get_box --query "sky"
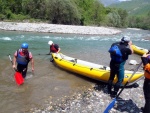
[118,0,131,1]
[99,0,132,6]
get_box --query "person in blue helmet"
[13,43,34,78]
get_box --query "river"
[0,28,149,113]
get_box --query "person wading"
[107,36,133,97]
[13,43,34,78]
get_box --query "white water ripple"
[0,37,11,40]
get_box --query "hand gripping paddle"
[9,54,24,86]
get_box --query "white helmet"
[48,41,53,45]
[121,36,130,43]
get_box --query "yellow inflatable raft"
[52,53,144,86]
[132,45,148,56]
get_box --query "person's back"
[107,36,133,97]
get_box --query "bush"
[11,14,30,20]
[0,14,6,20]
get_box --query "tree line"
[0,0,149,30]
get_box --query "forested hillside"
[110,0,150,16]
[108,0,150,30]
[0,0,149,30]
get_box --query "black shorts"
[17,64,28,78]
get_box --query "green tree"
[118,8,128,27]
[91,1,106,26]
[107,10,121,27]
[47,0,80,25]
[24,0,47,19]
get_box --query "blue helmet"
[21,43,28,49]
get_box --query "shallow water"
[0,28,150,113]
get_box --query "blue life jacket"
[16,49,29,65]
[108,44,123,63]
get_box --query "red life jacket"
[50,44,58,53]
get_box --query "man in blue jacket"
[107,36,133,97]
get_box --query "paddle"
[8,54,24,86]
[38,53,54,62]
[38,53,51,55]
[103,61,142,113]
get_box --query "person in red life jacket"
[13,43,34,78]
[141,51,150,113]
[48,40,60,54]
[107,36,133,97]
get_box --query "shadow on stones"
[93,82,141,113]
[93,81,107,91]
[114,99,141,113]
[93,82,139,93]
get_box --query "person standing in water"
[13,43,34,78]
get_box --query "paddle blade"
[103,98,116,113]
[14,72,24,86]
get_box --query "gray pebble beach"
[29,79,144,113]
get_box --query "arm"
[13,51,17,69]
[141,53,150,66]
[128,41,134,54]
[54,44,60,53]
[57,47,61,53]
[141,53,150,74]
[30,58,34,72]
[13,56,17,69]
[29,52,34,72]
[48,45,51,54]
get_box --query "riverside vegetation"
[0,0,150,30]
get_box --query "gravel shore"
[0,22,121,35]
[29,79,144,113]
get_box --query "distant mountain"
[99,0,117,6]
[99,0,132,6]
[109,0,150,16]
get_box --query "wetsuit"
[141,55,150,113]
[108,42,132,96]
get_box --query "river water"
[0,28,150,113]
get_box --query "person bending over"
[48,40,60,54]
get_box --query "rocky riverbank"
[29,79,144,113]
[0,22,121,35]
